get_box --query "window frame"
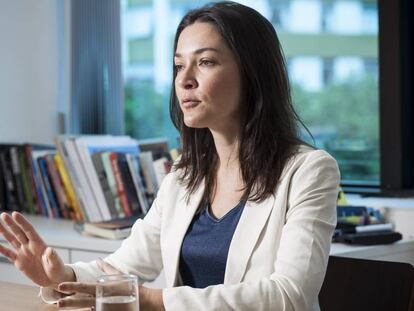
[342,0,414,195]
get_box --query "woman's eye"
[174,64,184,72]
[199,59,214,66]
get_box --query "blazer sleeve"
[162,150,340,311]
[66,178,166,285]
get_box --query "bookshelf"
[0,136,173,224]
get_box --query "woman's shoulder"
[293,144,335,161]
[284,144,339,177]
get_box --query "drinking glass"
[96,274,139,311]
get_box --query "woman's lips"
[182,100,201,109]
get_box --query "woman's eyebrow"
[174,47,220,58]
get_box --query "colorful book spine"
[101,152,124,218]
[64,139,101,222]
[37,157,59,218]
[9,147,26,212]
[45,155,70,219]
[19,146,36,214]
[138,152,158,196]
[92,152,118,219]
[126,153,149,214]
[74,139,111,220]
[0,151,19,211]
[54,154,84,221]
[117,153,142,216]
[31,151,54,217]
[109,152,131,217]
[25,145,43,215]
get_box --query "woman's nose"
[178,68,198,89]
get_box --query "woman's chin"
[183,118,206,129]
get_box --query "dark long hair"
[170,1,309,204]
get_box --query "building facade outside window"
[122,0,379,184]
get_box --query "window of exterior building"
[121,0,379,184]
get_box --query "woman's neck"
[210,129,240,170]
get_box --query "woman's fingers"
[58,282,96,296]
[12,212,44,243]
[57,295,95,309]
[0,243,17,261]
[96,258,121,275]
[1,213,28,245]
[0,217,21,249]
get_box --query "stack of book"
[333,205,402,245]
[0,136,173,223]
[74,214,141,239]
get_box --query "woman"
[0,2,340,310]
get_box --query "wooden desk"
[0,282,56,311]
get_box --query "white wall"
[0,0,60,144]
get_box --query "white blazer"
[67,146,340,311]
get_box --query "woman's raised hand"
[0,211,73,288]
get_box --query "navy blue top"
[179,201,245,288]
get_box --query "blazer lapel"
[164,182,205,287]
[224,196,275,284]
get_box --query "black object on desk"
[334,230,402,245]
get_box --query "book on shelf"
[63,138,102,222]
[117,153,143,216]
[9,146,26,212]
[25,144,53,215]
[37,155,60,218]
[92,152,118,219]
[32,150,56,217]
[101,151,124,218]
[109,152,131,217]
[138,137,169,160]
[125,153,149,214]
[54,153,83,221]
[139,151,158,196]
[19,145,36,214]
[45,154,71,219]
[0,146,20,212]
[54,135,90,221]
[153,157,171,189]
[75,214,141,240]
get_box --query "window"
[121,0,391,189]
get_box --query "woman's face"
[174,22,242,133]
